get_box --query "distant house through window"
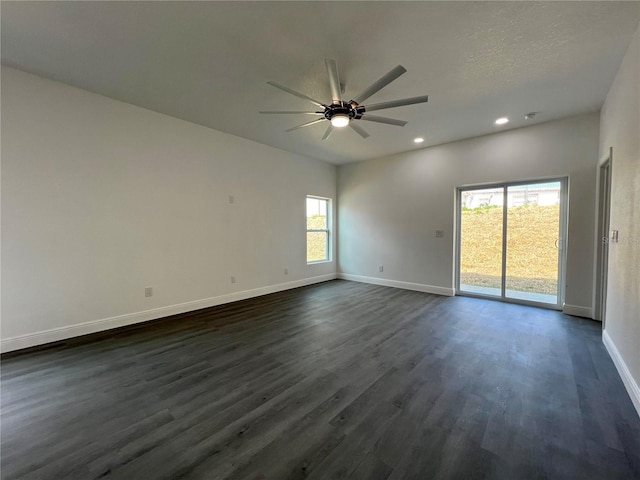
[306,196,330,263]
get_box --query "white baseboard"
[338,273,455,297]
[0,274,337,354]
[603,330,640,418]
[562,304,593,319]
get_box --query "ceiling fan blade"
[359,115,407,127]
[285,118,326,132]
[364,95,429,112]
[267,81,327,108]
[260,111,323,115]
[351,65,407,105]
[325,59,342,105]
[322,125,334,140]
[349,123,370,139]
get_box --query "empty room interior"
[2,2,640,479]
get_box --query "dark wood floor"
[2,280,639,480]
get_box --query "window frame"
[306,195,331,264]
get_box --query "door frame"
[593,148,613,324]
[455,177,569,310]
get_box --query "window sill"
[307,260,332,265]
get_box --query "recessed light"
[414,137,424,144]
[495,117,509,125]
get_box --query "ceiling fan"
[260,59,428,140]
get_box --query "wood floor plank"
[1,280,639,480]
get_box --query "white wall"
[599,24,640,415]
[338,113,600,314]
[1,67,337,352]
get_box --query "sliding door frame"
[455,177,569,310]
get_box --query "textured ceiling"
[2,1,639,164]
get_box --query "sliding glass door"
[457,179,566,308]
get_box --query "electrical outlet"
[145,286,153,297]
[231,276,236,284]
[284,268,288,275]
[435,230,444,238]
[379,265,384,273]
[229,195,235,204]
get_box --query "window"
[306,196,330,263]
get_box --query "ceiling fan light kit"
[261,59,428,140]
[330,113,350,128]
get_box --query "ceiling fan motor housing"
[323,103,366,122]
[325,104,353,122]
